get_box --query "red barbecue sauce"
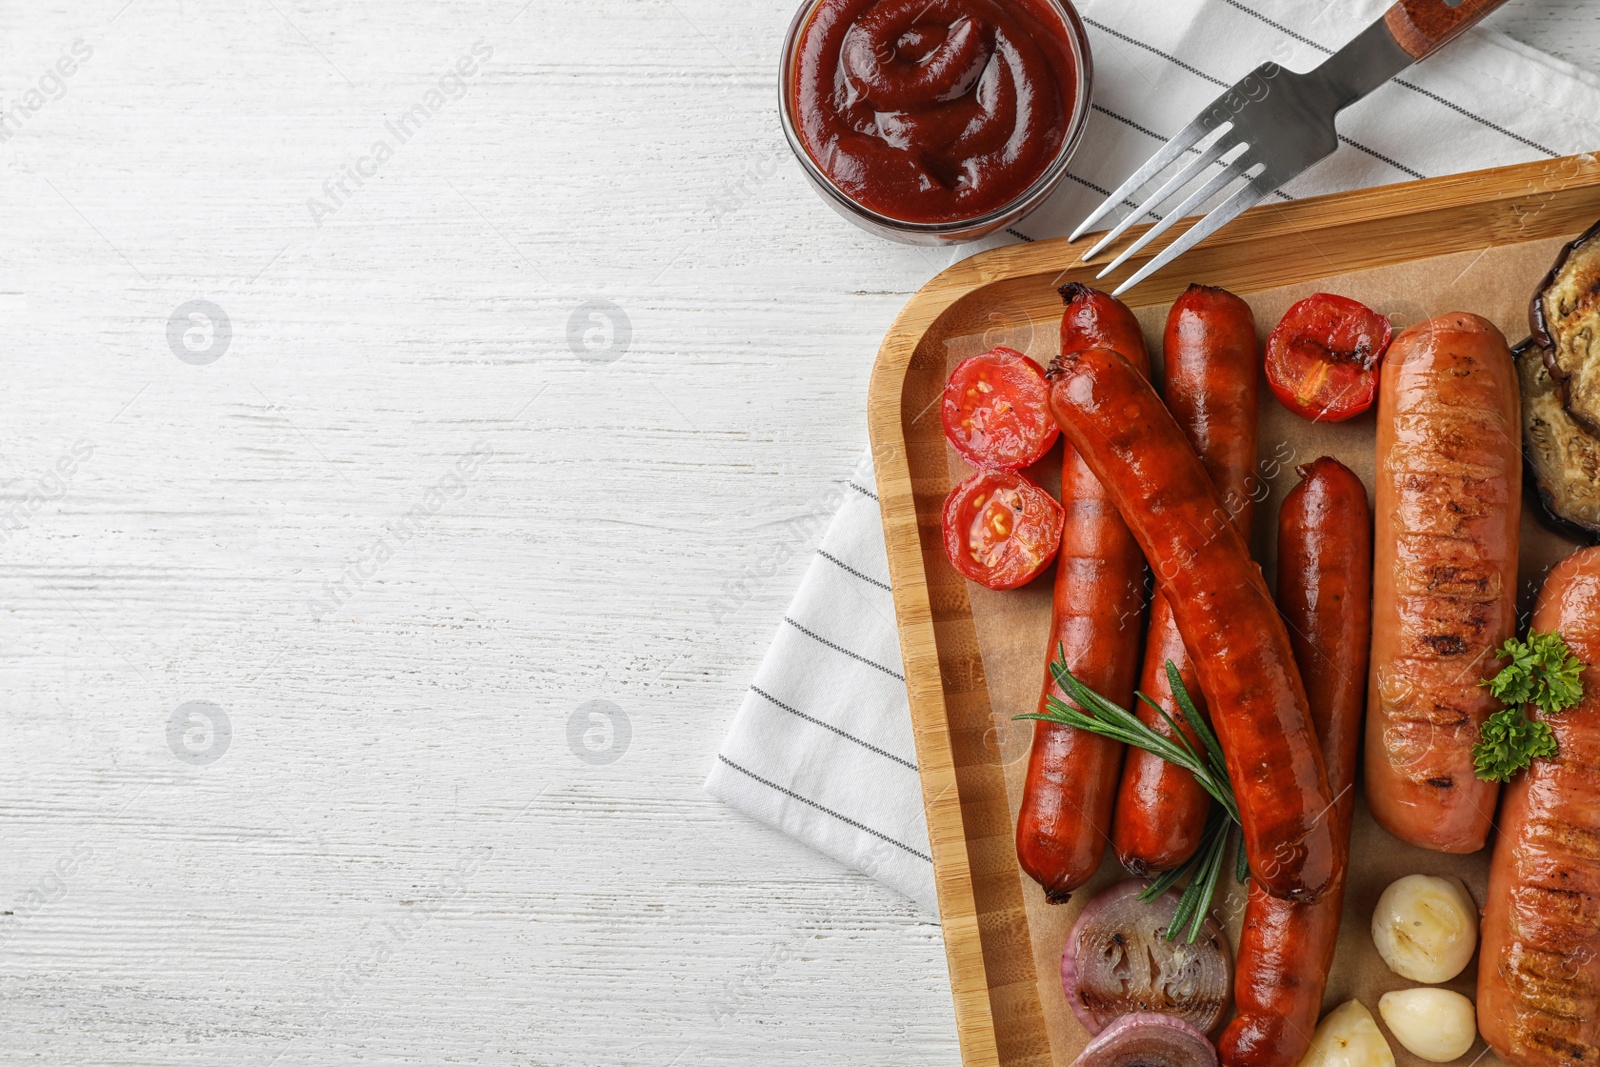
[792,0,1079,224]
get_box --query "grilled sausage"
[1114,284,1258,874]
[1479,545,1600,1067]
[1046,345,1337,903]
[1220,457,1372,1067]
[1015,286,1151,902]
[1365,313,1520,853]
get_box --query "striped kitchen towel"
[707,0,1600,914]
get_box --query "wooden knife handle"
[1383,0,1513,60]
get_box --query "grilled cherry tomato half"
[1265,293,1393,422]
[942,347,1059,469]
[942,469,1064,590]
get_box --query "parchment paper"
[943,234,1585,1067]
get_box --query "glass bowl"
[778,0,1095,246]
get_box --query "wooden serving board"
[866,152,1600,1067]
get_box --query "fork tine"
[1066,115,1225,243]
[1095,146,1252,278]
[1110,176,1272,297]
[1080,134,1240,262]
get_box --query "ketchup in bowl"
[785,0,1089,237]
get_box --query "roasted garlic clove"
[1378,989,1477,1063]
[1370,875,1478,983]
[1298,1000,1395,1067]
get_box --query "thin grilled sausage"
[1479,545,1600,1067]
[1365,313,1520,853]
[1220,457,1372,1067]
[1114,284,1259,874]
[1046,345,1337,903]
[1015,285,1150,902]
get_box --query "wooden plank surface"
[0,2,1597,1066]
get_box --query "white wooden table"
[1,2,1595,1064]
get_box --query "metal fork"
[1071,0,1512,296]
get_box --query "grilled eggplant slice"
[1532,218,1600,436]
[1518,339,1600,540]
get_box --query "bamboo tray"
[867,152,1600,1067]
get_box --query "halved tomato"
[1265,293,1394,422]
[942,469,1064,590]
[942,347,1059,469]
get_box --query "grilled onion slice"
[1061,880,1232,1036]
[1071,1013,1218,1067]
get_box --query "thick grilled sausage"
[1047,345,1337,903]
[1365,313,1520,853]
[1114,284,1259,874]
[1016,286,1151,902]
[1220,458,1372,1067]
[1479,545,1600,1067]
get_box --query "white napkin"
[707,0,1600,914]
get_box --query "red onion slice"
[1072,1012,1219,1067]
[1061,880,1232,1036]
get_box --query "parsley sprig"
[1016,649,1244,943]
[1484,631,1586,711]
[1473,630,1586,783]
[1473,708,1559,782]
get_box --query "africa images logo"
[0,440,94,544]
[306,40,494,227]
[307,442,494,620]
[0,39,93,143]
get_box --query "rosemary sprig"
[1144,808,1235,943]
[1016,647,1246,943]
